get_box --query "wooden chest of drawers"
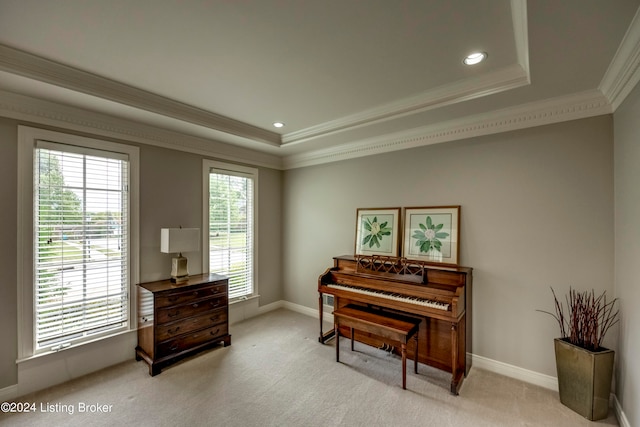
[135,273,231,376]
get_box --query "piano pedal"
[377,343,396,353]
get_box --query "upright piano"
[318,255,472,394]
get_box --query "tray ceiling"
[1,0,639,168]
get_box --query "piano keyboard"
[326,283,450,311]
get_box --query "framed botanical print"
[354,208,401,257]
[403,206,460,265]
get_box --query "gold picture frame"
[354,207,401,257]
[403,206,460,265]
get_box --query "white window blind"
[208,169,254,300]
[34,141,129,350]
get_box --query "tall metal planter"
[554,338,614,421]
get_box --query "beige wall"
[0,118,283,390]
[139,145,204,282]
[614,82,640,426]
[257,166,284,305]
[283,115,614,377]
[0,120,18,388]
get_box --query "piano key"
[326,283,450,310]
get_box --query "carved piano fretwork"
[318,255,472,395]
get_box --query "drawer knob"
[170,345,179,352]
[210,328,220,336]
[192,303,199,308]
[168,327,180,335]
[168,310,180,318]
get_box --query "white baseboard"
[230,296,320,322]
[470,353,559,391]
[253,299,331,320]
[229,295,262,325]
[257,299,285,315]
[614,395,631,427]
[0,384,19,402]
[281,300,320,318]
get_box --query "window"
[18,127,139,358]
[203,160,257,300]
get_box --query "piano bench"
[333,304,421,390]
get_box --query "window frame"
[17,126,140,361]
[202,160,258,302]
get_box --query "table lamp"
[160,227,200,283]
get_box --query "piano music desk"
[333,304,421,390]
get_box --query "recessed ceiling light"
[463,52,487,65]
[273,122,285,128]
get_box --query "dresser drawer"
[157,323,229,358]
[156,308,227,342]
[156,282,226,308]
[157,295,226,324]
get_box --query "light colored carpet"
[0,309,619,426]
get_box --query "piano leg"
[319,291,336,343]
[450,322,461,395]
[319,292,324,343]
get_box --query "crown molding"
[0,85,613,173]
[599,6,640,111]
[0,89,283,170]
[0,43,281,147]
[282,90,611,169]
[281,63,530,146]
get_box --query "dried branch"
[537,287,619,351]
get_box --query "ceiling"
[1,0,640,169]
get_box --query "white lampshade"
[160,228,200,254]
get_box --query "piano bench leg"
[350,327,355,351]
[335,323,340,362]
[401,343,407,390]
[414,334,419,374]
